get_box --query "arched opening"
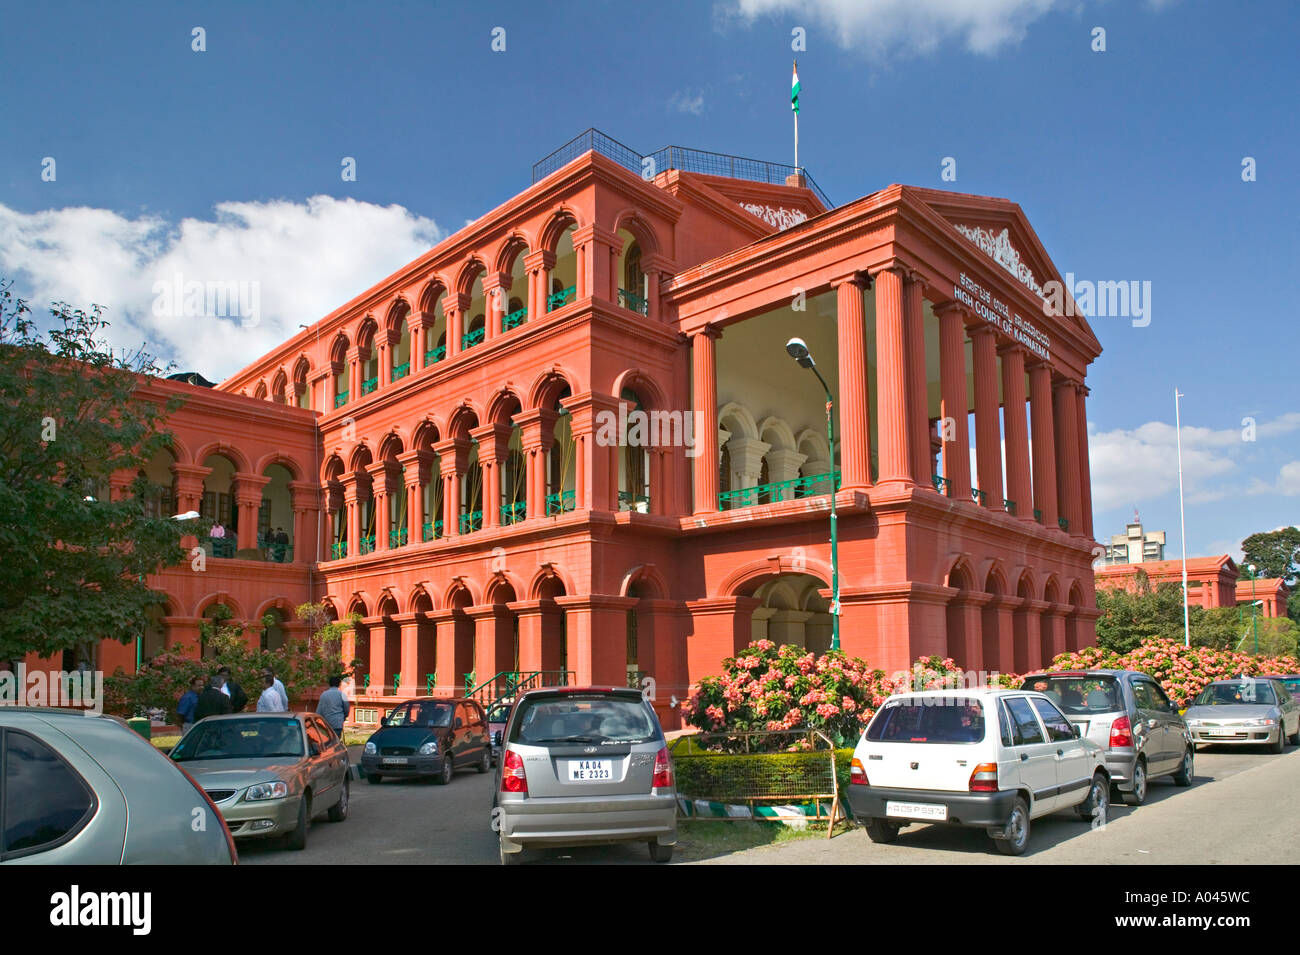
[351,613,370,690]
[616,230,647,315]
[330,335,350,408]
[411,590,437,693]
[271,371,288,405]
[378,595,402,693]
[259,463,294,562]
[460,442,483,534]
[415,424,443,542]
[548,225,577,311]
[981,570,1004,674]
[946,563,977,670]
[1042,578,1062,665]
[142,603,167,663]
[499,398,526,525]
[537,575,568,677]
[324,456,346,559]
[546,388,576,515]
[138,447,177,518]
[618,387,650,512]
[463,265,487,351]
[749,573,833,653]
[501,242,529,333]
[1065,584,1084,652]
[293,357,311,409]
[200,454,238,558]
[388,302,412,383]
[379,436,407,548]
[422,289,448,366]
[351,445,376,554]
[449,588,475,692]
[357,319,380,396]
[1013,575,1033,674]
[261,608,288,652]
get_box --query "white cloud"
[0,197,443,380]
[1088,419,1240,511]
[1247,460,1300,497]
[723,0,1063,59]
[669,88,706,115]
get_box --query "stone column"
[1054,378,1082,535]
[408,315,426,373]
[1028,360,1058,526]
[435,439,466,537]
[935,304,971,500]
[1075,383,1094,539]
[873,266,913,486]
[555,595,637,686]
[482,272,510,342]
[445,293,468,358]
[903,273,931,484]
[999,344,1033,518]
[690,325,721,513]
[472,423,511,528]
[319,369,335,412]
[170,464,210,516]
[233,472,270,552]
[969,326,1003,510]
[724,435,770,493]
[832,272,871,490]
[397,449,429,543]
[510,601,545,674]
[516,408,556,520]
[524,249,554,319]
[345,346,361,402]
[367,463,391,550]
[287,481,319,563]
[391,612,420,697]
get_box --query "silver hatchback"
[493,687,677,864]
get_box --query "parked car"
[361,697,490,784]
[487,698,514,765]
[1019,669,1193,805]
[847,688,1110,855]
[0,707,236,864]
[170,711,349,850]
[1258,674,1300,698]
[1182,678,1300,753]
[493,686,677,865]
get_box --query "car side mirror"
[1072,724,1081,739]
[309,742,321,757]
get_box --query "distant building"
[1095,556,1238,610]
[1100,515,1165,565]
[1235,577,1291,619]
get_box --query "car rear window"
[1019,675,1120,715]
[511,695,659,745]
[865,698,986,743]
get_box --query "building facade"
[31,133,1106,727]
[1099,517,1166,565]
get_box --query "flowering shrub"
[682,642,1021,746]
[1047,638,1300,707]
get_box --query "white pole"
[1175,388,1190,647]
[794,110,799,172]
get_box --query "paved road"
[239,745,1297,865]
[702,746,1300,865]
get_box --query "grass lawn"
[673,817,845,861]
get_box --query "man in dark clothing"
[272,527,289,562]
[194,675,233,721]
[217,665,248,712]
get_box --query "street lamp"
[784,337,839,651]
[1246,564,1259,654]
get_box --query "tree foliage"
[0,281,192,661]
[1240,527,1300,584]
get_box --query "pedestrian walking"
[256,672,288,712]
[177,675,203,735]
[217,665,248,712]
[262,667,289,710]
[194,674,233,721]
[316,675,351,747]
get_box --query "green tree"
[1094,570,1192,653]
[0,281,193,662]
[1240,527,1300,584]
[1189,606,1246,652]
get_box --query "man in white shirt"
[262,667,289,710]
[256,672,288,712]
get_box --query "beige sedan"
[170,711,350,850]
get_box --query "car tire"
[477,747,491,774]
[992,798,1030,856]
[286,794,310,851]
[1269,727,1285,754]
[1076,771,1109,824]
[864,818,900,844]
[436,755,454,785]
[1172,747,1194,787]
[328,777,349,822]
[1289,720,1300,746]
[1123,758,1147,806]
[366,772,383,785]
[649,841,673,863]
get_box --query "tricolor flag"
[791,60,800,113]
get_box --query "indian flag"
[791,61,800,113]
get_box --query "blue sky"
[1,0,1296,559]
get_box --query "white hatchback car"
[847,688,1110,855]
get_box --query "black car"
[361,698,491,784]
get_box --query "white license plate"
[566,759,612,781]
[886,801,948,821]
[382,756,409,765]
[1206,729,1239,736]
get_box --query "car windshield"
[1019,675,1120,715]
[386,702,453,728]
[1192,682,1277,707]
[865,698,986,743]
[511,696,658,745]
[171,719,304,761]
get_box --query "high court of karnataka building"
[60,131,1104,727]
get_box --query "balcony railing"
[547,285,575,311]
[459,510,483,534]
[545,488,576,516]
[334,391,348,408]
[461,326,485,350]
[391,362,410,383]
[256,535,294,563]
[717,470,840,510]
[1034,508,1043,522]
[389,527,408,548]
[361,375,378,396]
[500,500,527,525]
[204,536,236,559]
[359,534,376,555]
[424,344,445,366]
[932,474,952,496]
[425,672,437,694]
[617,491,650,512]
[617,287,648,316]
[421,519,443,542]
[503,306,527,331]
[331,540,348,560]
[971,488,988,506]
[1003,499,1016,515]
[1058,517,1070,532]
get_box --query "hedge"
[669,744,857,804]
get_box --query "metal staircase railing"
[463,670,576,707]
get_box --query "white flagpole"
[794,110,799,171]
[1175,388,1190,647]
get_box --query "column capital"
[523,249,556,272]
[469,422,514,461]
[690,323,722,342]
[570,223,619,248]
[396,448,433,483]
[443,292,471,314]
[412,309,439,329]
[288,480,322,509]
[829,269,869,290]
[931,299,967,320]
[433,437,470,473]
[996,339,1028,359]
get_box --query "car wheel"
[649,841,673,863]
[286,794,310,851]
[436,755,454,785]
[1269,726,1285,754]
[1289,720,1300,746]
[992,798,1030,856]
[1076,771,1109,824]
[1123,758,1147,806]
[864,818,900,844]
[477,747,491,774]
[1172,747,1194,787]
[366,772,383,785]
[328,777,349,822]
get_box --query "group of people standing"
[176,669,351,740]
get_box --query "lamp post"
[784,337,839,651]
[1247,563,1259,654]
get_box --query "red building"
[34,132,1106,727]
[1095,556,1240,611]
